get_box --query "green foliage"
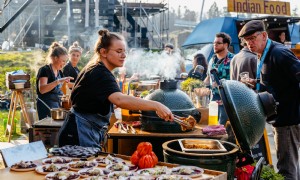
[180,78,204,91]
[140,90,150,98]
[0,51,47,92]
[261,165,284,180]
[0,110,22,142]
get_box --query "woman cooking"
[36,42,73,120]
[59,29,173,148]
[62,41,82,84]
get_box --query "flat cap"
[238,20,266,38]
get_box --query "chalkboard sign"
[251,129,272,165]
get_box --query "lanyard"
[256,39,271,91]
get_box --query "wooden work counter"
[0,154,227,180]
[107,123,228,160]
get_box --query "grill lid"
[211,69,277,152]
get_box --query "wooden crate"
[5,74,31,89]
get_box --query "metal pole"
[139,1,142,47]
[66,0,71,46]
[38,0,41,44]
[95,0,99,27]
[85,0,89,28]
[200,0,205,22]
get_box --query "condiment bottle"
[208,101,219,125]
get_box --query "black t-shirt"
[260,41,300,127]
[71,62,121,115]
[36,65,64,96]
[62,62,80,83]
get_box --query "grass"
[0,110,22,142]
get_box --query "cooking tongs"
[173,115,192,128]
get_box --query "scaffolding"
[0,0,169,49]
[115,0,169,49]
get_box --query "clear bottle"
[20,102,38,133]
[208,101,219,125]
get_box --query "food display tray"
[178,138,227,153]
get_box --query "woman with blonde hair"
[36,42,73,119]
[62,41,82,84]
[58,29,173,148]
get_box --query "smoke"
[30,50,46,75]
[124,49,183,80]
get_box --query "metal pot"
[37,97,69,120]
[50,108,68,120]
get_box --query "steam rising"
[124,49,183,80]
[31,50,46,75]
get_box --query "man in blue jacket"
[239,20,300,180]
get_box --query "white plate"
[93,155,124,167]
[156,175,192,180]
[68,161,98,171]
[107,171,136,179]
[171,166,204,178]
[106,162,137,172]
[78,167,110,178]
[136,166,172,176]
[35,164,68,175]
[45,171,80,180]
[42,157,73,164]
[128,175,156,180]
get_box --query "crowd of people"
[202,20,299,180]
[34,20,300,179]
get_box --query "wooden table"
[108,123,228,160]
[0,155,227,180]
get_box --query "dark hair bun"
[72,41,79,47]
[50,42,61,49]
[98,29,109,36]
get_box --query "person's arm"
[229,59,236,80]
[39,77,73,94]
[108,92,173,121]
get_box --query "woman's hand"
[57,77,74,84]
[155,103,174,121]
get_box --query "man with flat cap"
[239,20,300,179]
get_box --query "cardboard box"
[5,73,31,89]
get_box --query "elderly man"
[204,32,234,125]
[239,20,300,180]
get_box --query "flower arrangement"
[180,78,205,91]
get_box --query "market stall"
[0,144,227,180]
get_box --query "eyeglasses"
[243,32,262,43]
[108,49,128,56]
[213,42,224,45]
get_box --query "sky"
[167,0,300,15]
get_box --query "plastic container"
[20,102,38,133]
[208,101,219,125]
[14,82,25,89]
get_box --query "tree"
[207,2,221,19]
[177,5,181,19]
[183,6,197,22]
